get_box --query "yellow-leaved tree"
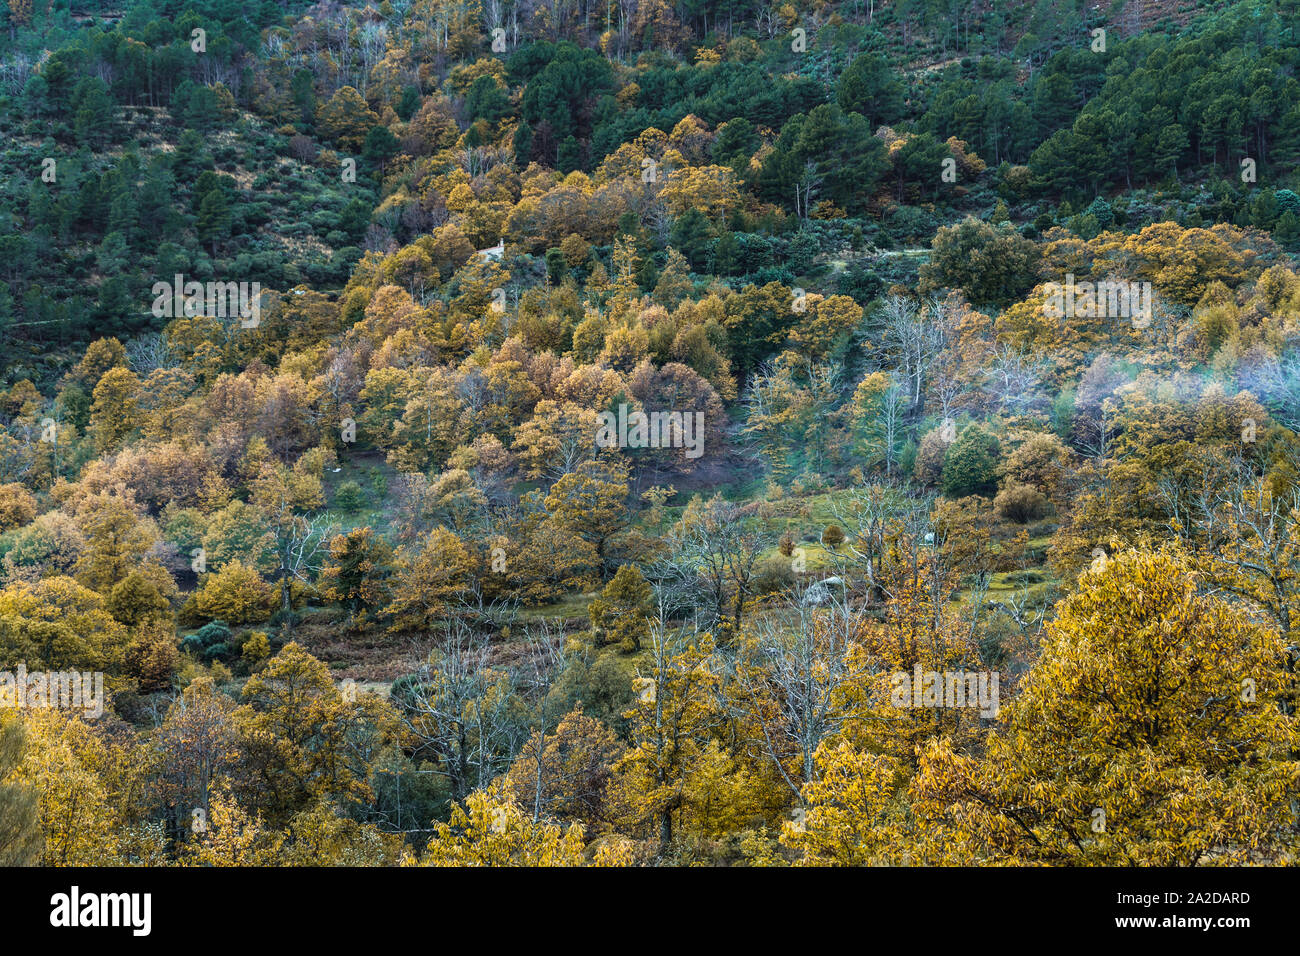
[781,741,914,866]
[606,632,721,852]
[181,787,285,866]
[911,549,1300,865]
[409,785,587,867]
[10,710,129,865]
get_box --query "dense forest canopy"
[0,0,1299,868]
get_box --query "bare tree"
[315,347,364,428]
[453,578,521,634]
[125,332,174,375]
[987,581,1049,664]
[928,362,966,424]
[875,372,908,476]
[1076,397,1117,462]
[396,621,529,803]
[872,294,947,415]
[723,590,876,800]
[1156,452,1233,541]
[1241,348,1300,432]
[355,22,389,92]
[829,484,933,604]
[273,514,333,636]
[984,341,1046,415]
[649,496,773,635]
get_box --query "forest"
[0,0,1298,868]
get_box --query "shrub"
[753,554,796,595]
[1002,432,1072,502]
[242,630,271,664]
[1003,570,1045,586]
[588,565,651,653]
[995,482,1049,523]
[334,480,365,513]
[126,623,181,692]
[106,569,174,627]
[190,561,276,625]
[0,483,37,532]
[194,620,233,646]
[941,425,1002,499]
[913,427,949,487]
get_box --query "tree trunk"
[280,572,293,636]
